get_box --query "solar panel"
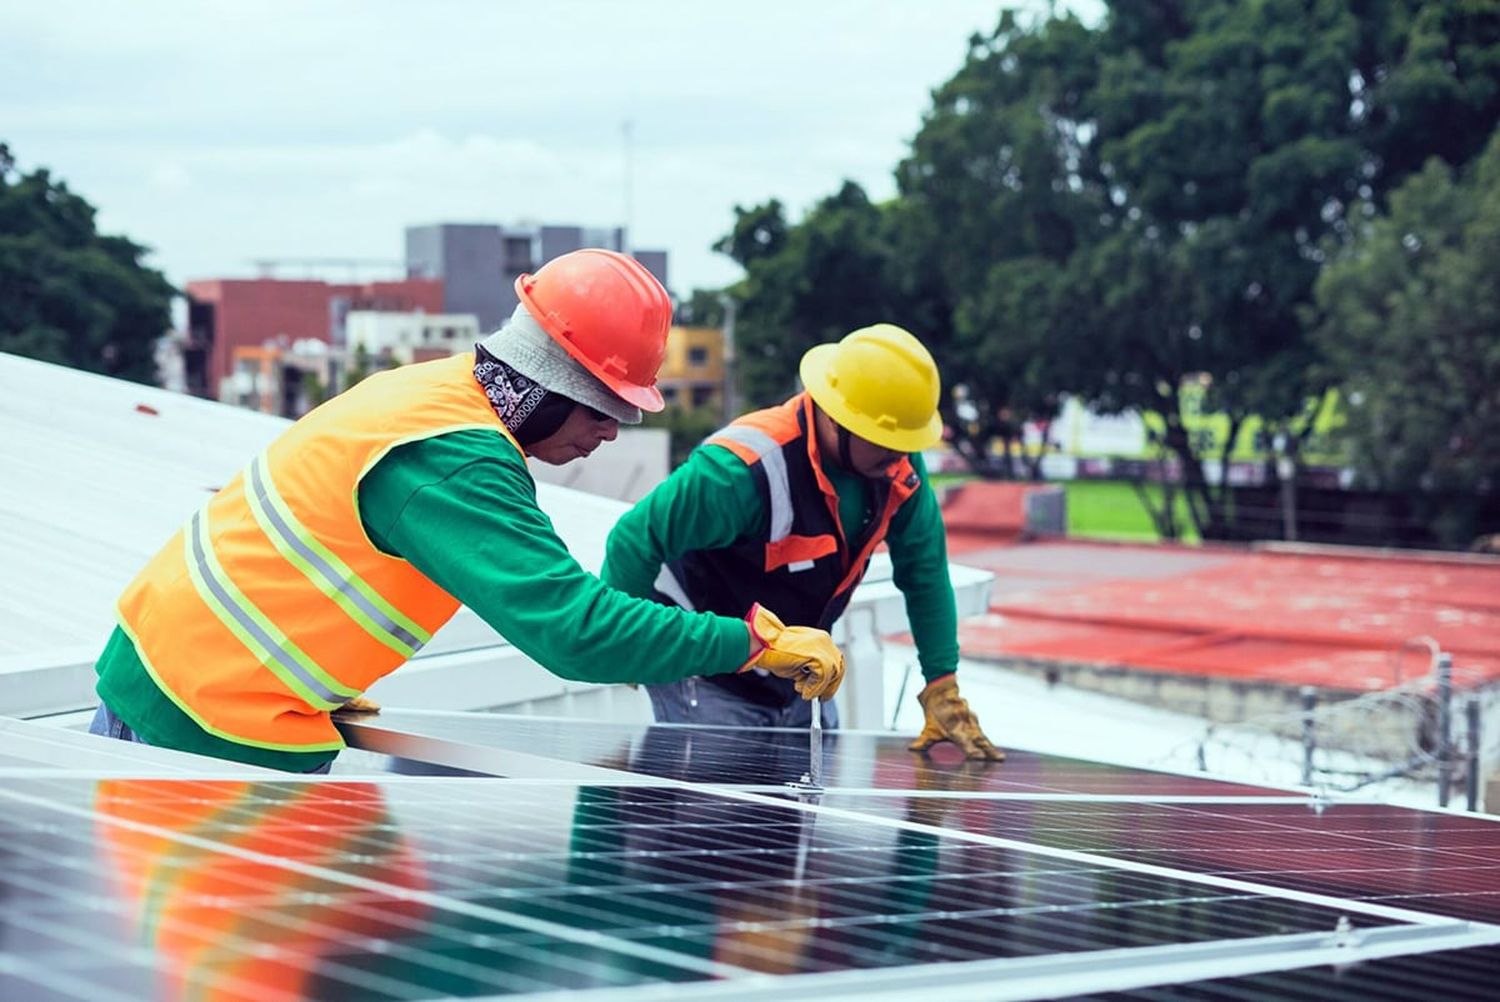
[4,707,1500,1000]
[1,774,1467,1002]
[342,710,1299,798]
[820,796,1500,924]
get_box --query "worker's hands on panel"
[740,603,846,701]
[907,674,1004,761]
[341,693,382,714]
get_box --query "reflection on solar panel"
[2,710,1498,1000]
[347,710,1297,797]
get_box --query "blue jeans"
[89,703,151,744]
[645,676,839,729]
[88,703,333,774]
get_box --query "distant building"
[224,339,337,418]
[345,311,481,366]
[405,223,669,334]
[658,325,725,412]
[184,277,443,398]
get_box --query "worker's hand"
[908,674,1004,760]
[341,694,381,714]
[740,603,845,701]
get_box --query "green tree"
[673,288,727,328]
[894,0,1500,536]
[708,2,1499,532]
[1313,134,1500,546]
[0,144,174,384]
[715,182,917,409]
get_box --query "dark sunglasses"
[581,404,613,422]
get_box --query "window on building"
[662,386,679,403]
[691,386,715,408]
[688,346,709,367]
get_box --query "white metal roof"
[0,351,626,658]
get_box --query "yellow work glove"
[741,603,846,701]
[341,694,381,714]
[908,674,1004,760]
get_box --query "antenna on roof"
[621,119,634,254]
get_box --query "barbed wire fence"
[1184,643,1498,810]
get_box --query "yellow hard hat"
[799,324,943,452]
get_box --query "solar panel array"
[2,710,1498,1001]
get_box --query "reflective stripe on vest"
[654,423,805,605]
[246,453,430,658]
[712,424,794,542]
[184,506,361,710]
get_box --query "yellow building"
[657,325,725,411]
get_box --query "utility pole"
[720,294,737,424]
[1275,433,1299,542]
[621,119,634,253]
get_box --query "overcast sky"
[4,1,1099,299]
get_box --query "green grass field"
[932,473,1203,542]
[1063,480,1201,543]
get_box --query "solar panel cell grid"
[0,776,1415,1000]
[821,796,1500,924]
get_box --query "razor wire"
[1182,647,1498,809]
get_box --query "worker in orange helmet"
[87,249,845,773]
[603,324,1002,760]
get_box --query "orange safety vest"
[652,393,920,710]
[117,352,521,754]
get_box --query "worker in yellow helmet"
[603,324,1002,760]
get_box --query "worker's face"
[814,407,903,479]
[528,403,619,465]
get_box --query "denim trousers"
[645,676,839,729]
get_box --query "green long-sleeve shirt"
[601,443,959,685]
[95,430,749,771]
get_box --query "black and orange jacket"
[655,394,922,707]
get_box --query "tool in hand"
[786,660,834,792]
[808,701,823,788]
[784,662,826,795]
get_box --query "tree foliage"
[716,1,1500,540]
[714,182,916,409]
[0,143,174,384]
[1314,133,1500,545]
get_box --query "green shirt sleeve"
[600,443,765,598]
[358,430,750,686]
[885,452,960,683]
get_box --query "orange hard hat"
[514,248,671,412]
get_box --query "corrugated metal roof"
[0,351,624,661]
